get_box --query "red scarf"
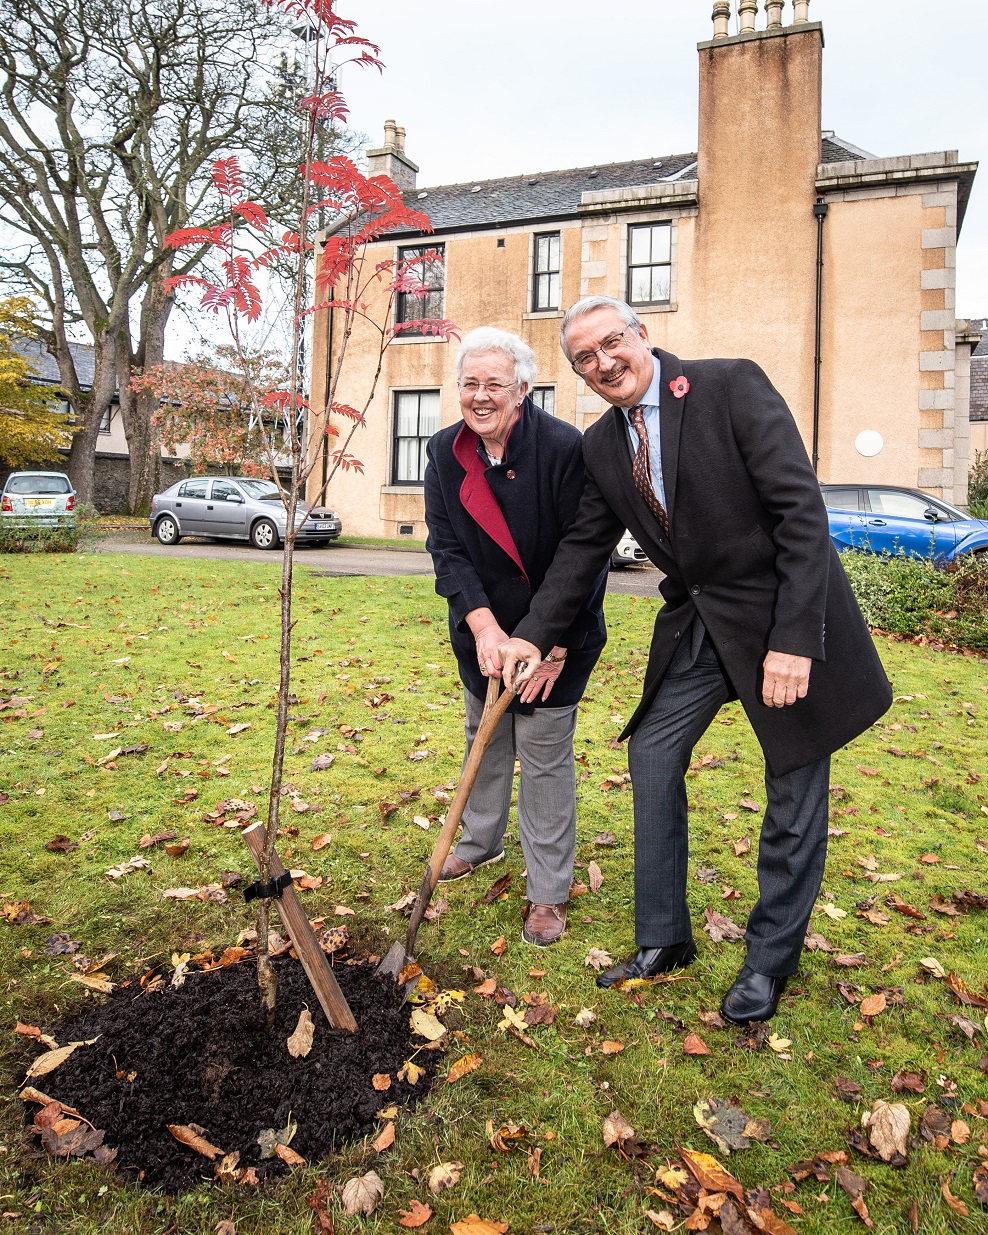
[452,423,529,586]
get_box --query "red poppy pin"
[670,376,690,399]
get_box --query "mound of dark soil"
[30,960,437,1193]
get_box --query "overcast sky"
[335,0,985,318]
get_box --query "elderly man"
[501,295,891,1022]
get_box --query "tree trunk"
[121,276,173,513]
[62,337,118,507]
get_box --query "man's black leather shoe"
[720,965,789,1023]
[596,939,698,989]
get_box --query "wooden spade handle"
[242,822,358,1032]
[404,677,515,956]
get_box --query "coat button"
[506,469,516,479]
[690,585,700,596]
[674,630,681,640]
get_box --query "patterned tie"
[629,405,669,537]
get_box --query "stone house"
[307,0,979,537]
[4,337,189,510]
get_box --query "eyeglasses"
[570,324,636,375]
[458,380,518,397]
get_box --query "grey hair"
[456,327,536,393]
[559,296,642,360]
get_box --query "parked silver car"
[1,471,76,528]
[149,476,342,549]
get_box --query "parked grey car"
[149,477,342,549]
[1,471,76,528]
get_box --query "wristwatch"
[544,651,567,664]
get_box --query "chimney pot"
[765,0,784,27]
[711,1,731,38]
[366,120,418,192]
[739,0,757,32]
[793,0,810,22]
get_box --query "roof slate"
[394,134,873,236]
[14,336,97,389]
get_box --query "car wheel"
[250,518,280,550]
[155,515,181,546]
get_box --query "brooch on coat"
[670,376,690,399]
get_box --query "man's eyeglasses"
[570,324,636,375]
[458,380,518,397]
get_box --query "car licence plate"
[315,521,335,531]
[25,499,54,507]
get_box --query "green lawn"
[0,554,986,1234]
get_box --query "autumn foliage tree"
[166,0,456,1021]
[130,346,288,476]
[0,292,73,467]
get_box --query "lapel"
[652,346,685,521]
[452,407,530,584]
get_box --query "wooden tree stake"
[241,822,357,1032]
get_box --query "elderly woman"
[424,327,607,946]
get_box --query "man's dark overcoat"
[425,397,607,713]
[513,348,892,775]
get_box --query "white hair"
[559,296,643,360]
[456,327,536,393]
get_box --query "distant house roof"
[393,133,877,237]
[14,337,99,391]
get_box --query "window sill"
[630,301,677,313]
[523,310,564,320]
[389,334,448,345]
[381,484,425,494]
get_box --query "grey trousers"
[453,691,578,906]
[627,625,831,978]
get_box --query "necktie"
[629,405,669,537]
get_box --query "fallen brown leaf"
[703,907,745,944]
[372,1073,392,1091]
[890,1070,925,1094]
[446,1052,483,1083]
[371,1122,395,1153]
[428,1160,464,1194]
[836,1165,874,1229]
[490,936,507,956]
[287,1009,314,1059]
[678,1147,745,1201]
[684,1033,712,1056]
[398,1199,433,1228]
[25,1038,99,1080]
[341,1170,385,1216]
[482,873,513,903]
[273,1142,305,1167]
[859,993,887,1017]
[588,860,604,893]
[862,1100,910,1162]
[448,1217,509,1235]
[167,1123,224,1160]
[941,1176,969,1217]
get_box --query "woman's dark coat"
[513,349,892,774]
[425,397,607,712]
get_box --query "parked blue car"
[822,484,988,563]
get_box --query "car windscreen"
[5,475,71,494]
[237,479,280,498]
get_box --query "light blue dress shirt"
[621,355,666,508]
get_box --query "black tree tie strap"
[243,871,294,902]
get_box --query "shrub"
[0,502,100,554]
[840,548,988,653]
[838,551,952,636]
[968,448,988,519]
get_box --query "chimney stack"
[765,1,784,28]
[366,119,419,193]
[712,2,731,38]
